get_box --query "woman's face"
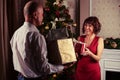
[84,23,94,35]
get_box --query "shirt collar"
[23,22,39,32]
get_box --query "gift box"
[73,38,86,56]
[47,38,77,65]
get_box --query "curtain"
[0,0,9,80]
[0,0,27,80]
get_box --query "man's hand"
[63,62,76,70]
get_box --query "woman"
[75,16,104,80]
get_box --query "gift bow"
[72,38,85,44]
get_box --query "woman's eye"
[89,24,92,27]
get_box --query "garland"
[104,37,120,49]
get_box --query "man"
[10,1,65,80]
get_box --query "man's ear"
[33,12,37,19]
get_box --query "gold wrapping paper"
[57,39,77,64]
[47,38,77,64]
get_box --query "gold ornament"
[45,25,49,30]
[53,74,57,78]
[72,23,77,27]
[62,22,67,26]
[111,42,117,48]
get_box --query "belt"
[24,77,47,80]
[18,73,48,80]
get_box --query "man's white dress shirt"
[10,22,63,78]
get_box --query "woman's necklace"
[85,34,95,47]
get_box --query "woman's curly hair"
[82,16,101,34]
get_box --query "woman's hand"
[83,48,92,56]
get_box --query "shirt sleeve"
[24,32,64,76]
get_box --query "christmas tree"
[39,0,77,38]
[38,0,77,80]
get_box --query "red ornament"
[45,7,50,11]
[64,9,69,14]
[67,26,71,30]
[55,11,60,17]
